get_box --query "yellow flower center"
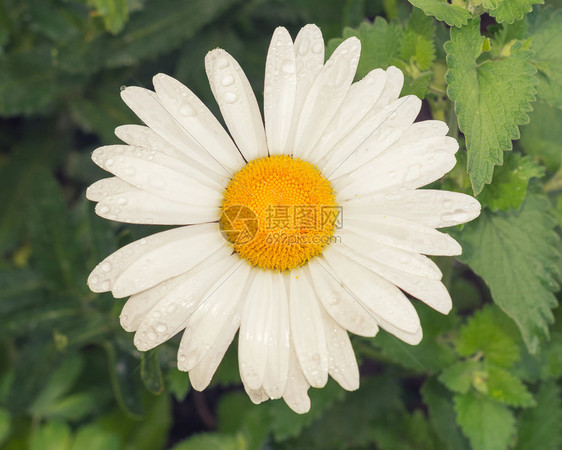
[220,155,338,271]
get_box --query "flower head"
[87,24,480,413]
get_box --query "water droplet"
[178,353,187,362]
[179,104,196,116]
[167,304,177,313]
[117,197,127,205]
[297,38,310,56]
[121,313,128,322]
[148,331,157,340]
[106,158,114,167]
[90,275,99,284]
[282,60,296,74]
[156,324,167,333]
[223,92,237,104]
[99,205,110,214]
[102,262,112,272]
[101,280,111,291]
[443,200,452,209]
[217,57,229,69]
[312,41,323,54]
[221,75,234,86]
[120,85,127,92]
[388,170,397,178]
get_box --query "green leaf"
[408,0,471,27]
[0,46,58,116]
[140,351,164,395]
[477,153,544,211]
[170,433,246,450]
[454,392,515,450]
[400,8,436,71]
[124,393,171,450]
[515,382,562,450]
[486,365,535,407]
[456,306,521,367]
[528,9,562,109]
[488,0,544,24]
[92,0,129,34]
[445,17,537,194]
[520,102,562,171]
[0,407,11,447]
[167,370,190,402]
[71,424,121,450]
[104,343,144,418]
[30,421,72,450]
[439,361,484,394]
[421,378,470,450]
[456,191,561,353]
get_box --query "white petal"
[306,259,379,337]
[120,274,187,332]
[264,27,297,156]
[95,188,218,225]
[114,125,188,161]
[238,270,275,390]
[335,137,458,197]
[338,229,443,280]
[343,190,481,229]
[315,66,404,173]
[262,272,291,399]
[321,95,421,178]
[133,251,238,351]
[345,216,462,256]
[288,268,329,388]
[282,345,311,414]
[87,223,226,297]
[335,236,452,314]
[245,387,269,405]
[86,177,133,202]
[177,261,249,371]
[321,310,360,391]
[205,49,267,161]
[293,37,361,159]
[153,73,245,173]
[285,24,325,151]
[322,246,421,335]
[307,68,387,164]
[187,265,251,389]
[120,86,227,174]
[91,145,224,206]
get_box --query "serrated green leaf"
[477,153,544,211]
[486,365,535,407]
[93,0,129,34]
[408,0,471,27]
[140,351,164,395]
[456,306,521,367]
[71,424,121,450]
[439,361,484,394]
[515,382,562,450]
[528,9,562,109]
[421,378,470,450]
[400,8,436,71]
[520,102,562,171]
[445,17,537,194]
[30,421,72,450]
[456,192,561,353]
[454,392,515,450]
[515,331,562,382]
[488,0,543,24]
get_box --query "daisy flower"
[86,24,480,413]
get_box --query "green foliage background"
[1,0,561,448]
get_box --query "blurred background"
[1,0,561,449]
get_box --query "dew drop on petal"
[120,85,127,92]
[90,275,99,284]
[282,60,296,74]
[224,92,238,104]
[217,57,229,69]
[106,158,114,167]
[221,75,234,86]
[156,324,167,333]
[312,41,323,54]
[101,280,111,291]
[99,206,110,214]
[443,200,453,209]
[102,262,112,272]
[179,104,196,116]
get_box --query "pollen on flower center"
[219,155,338,271]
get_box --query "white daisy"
[86,24,480,413]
